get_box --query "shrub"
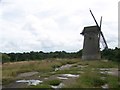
[45,79,61,86]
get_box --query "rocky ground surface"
[2,63,119,89]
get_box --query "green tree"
[2,53,10,63]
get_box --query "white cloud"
[0,0,119,53]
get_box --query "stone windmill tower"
[81,9,108,60]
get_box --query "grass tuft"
[73,71,107,88]
[30,84,52,88]
[45,79,61,86]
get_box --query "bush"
[45,79,61,86]
[2,53,10,63]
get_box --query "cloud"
[0,0,119,53]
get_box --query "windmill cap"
[81,25,100,35]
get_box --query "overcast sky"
[0,0,119,53]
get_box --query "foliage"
[30,84,52,89]
[45,79,61,86]
[101,47,120,62]
[76,71,107,88]
[2,58,119,88]
[1,47,120,63]
[2,77,15,85]
[107,75,119,88]
[88,60,118,68]
[2,53,10,63]
[3,50,82,62]
[2,60,63,85]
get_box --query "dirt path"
[17,71,39,78]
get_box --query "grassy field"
[2,59,79,85]
[2,58,119,88]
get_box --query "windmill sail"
[100,34,107,49]
[100,16,102,29]
[89,9,108,49]
[99,31,108,49]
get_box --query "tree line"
[1,47,120,63]
[1,50,82,63]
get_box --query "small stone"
[61,74,79,78]
[55,68,59,71]
[44,78,48,80]
[16,80,43,86]
[101,84,109,89]
[51,83,64,89]
[57,76,68,80]
[100,77,106,80]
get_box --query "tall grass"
[2,58,80,85]
[88,60,118,68]
[75,71,106,88]
[59,60,118,88]
[107,75,119,88]
[2,58,118,88]
[44,79,61,86]
[2,60,62,85]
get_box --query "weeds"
[107,75,119,88]
[44,79,61,86]
[64,71,107,88]
[30,84,52,89]
[2,60,63,85]
[2,58,118,88]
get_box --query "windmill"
[80,9,108,60]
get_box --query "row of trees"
[1,47,120,63]
[101,47,120,62]
[2,50,82,63]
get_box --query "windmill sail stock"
[89,9,108,49]
[100,34,107,49]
